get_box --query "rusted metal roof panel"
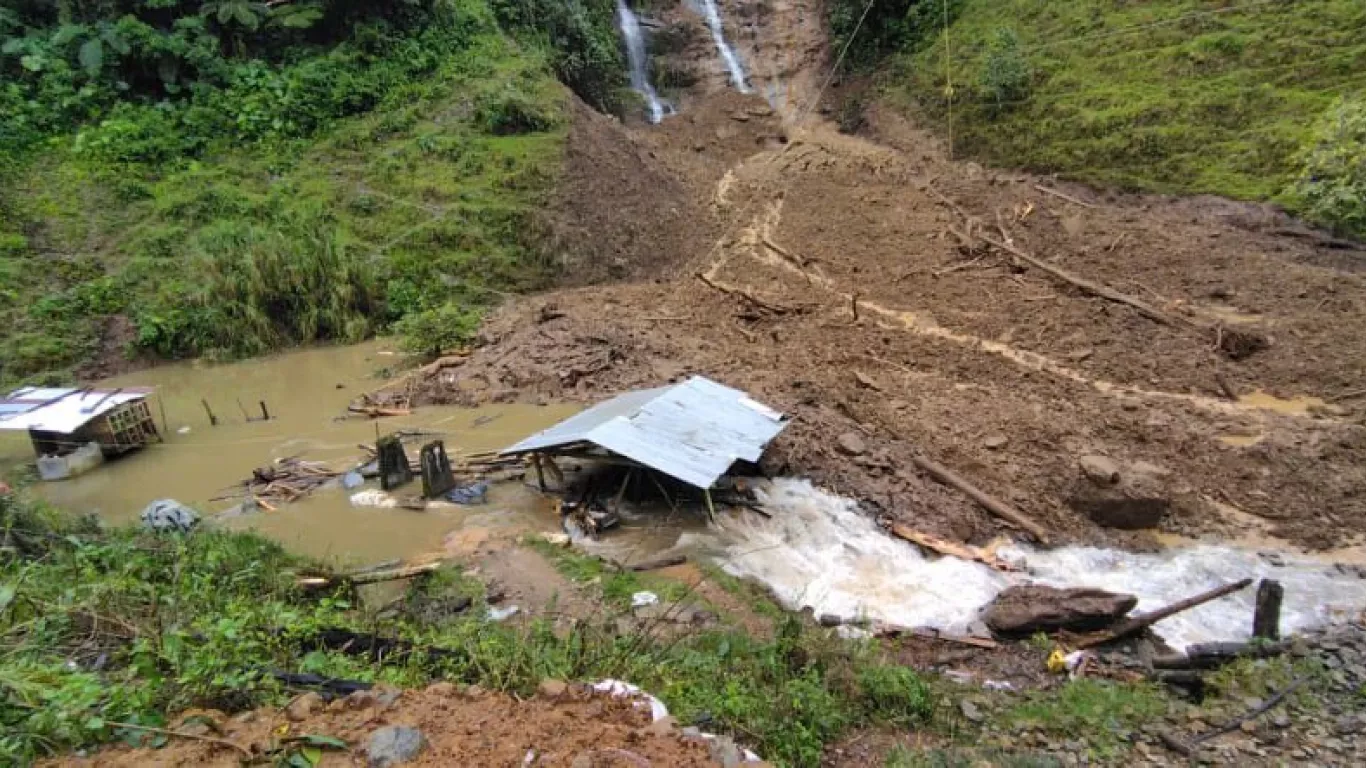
[501,376,787,488]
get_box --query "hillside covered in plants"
[0,0,626,385]
[832,0,1365,239]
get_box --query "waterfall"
[616,0,668,124]
[697,0,750,93]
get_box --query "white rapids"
[709,479,1366,651]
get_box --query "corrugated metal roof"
[501,376,787,488]
[0,387,152,434]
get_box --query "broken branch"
[911,456,1049,544]
[886,523,1018,572]
[696,272,794,315]
[1076,578,1254,649]
[1161,677,1306,756]
[1033,183,1096,209]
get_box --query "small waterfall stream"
[616,0,668,124]
[697,0,750,93]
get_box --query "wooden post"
[236,398,251,421]
[157,396,169,436]
[259,401,271,421]
[704,488,718,525]
[201,399,218,427]
[533,454,546,492]
[613,469,634,512]
[1253,579,1284,640]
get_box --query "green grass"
[887,0,1366,206]
[0,492,939,766]
[1004,678,1166,758]
[0,33,567,386]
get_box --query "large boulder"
[982,585,1137,636]
[1067,455,1170,530]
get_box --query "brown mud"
[380,86,1366,551]
[53,683,719,767]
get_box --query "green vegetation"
[864,0,1366,235]
[0,492,937,766]
[1005,679,1166,758]
[0,0,626,386]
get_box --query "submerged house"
[0,387,160,480]
[500,376,789,512]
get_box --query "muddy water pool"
[1,342,576,566]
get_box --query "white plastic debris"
[350,489,396,508]
[631,591,659,609]
[591,679,764,763]
[593,679,670,722]
[539,532,571,547]
[177,426,191,435]
[983,679,1015,691]
[487,605,520,622]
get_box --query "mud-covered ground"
[381,86,1366,552]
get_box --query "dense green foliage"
[1289,97,1366,239]
[0,492,936,766]
[0,0,625,386]
[870,0,1365,235]
[827,0,961,72]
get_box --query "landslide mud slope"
[388,25,1366,551]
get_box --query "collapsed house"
[500,376,789,522]
[0,387,161,480]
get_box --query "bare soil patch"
[380,89,1366,552]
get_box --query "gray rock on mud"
[366,726,427,767]
[982,585,1138,636]
[1069,455,1170,529]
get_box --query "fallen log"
[911,456,1050,544]
[886,523,1018,572]
[1075,578,1254,649]
[297,561,441,590]
[1161,677,1306,756]
[417,353,469,376]
[1151,640,1288,670]
[695,272,795,315]
[628,554,688,572]
[349,405,412,418]
[1033,184,1097,209]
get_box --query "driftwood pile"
[217,457,341,510]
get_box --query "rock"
[346,691,380,710]
[286,692,324,722]
[1078,455,1121,485]
[646,716,677,736]
[983,434,1009,450]
[836,432,867,456]
[425,681,457,698]
[982,585,1138,635]
[681,726,703,739]
[366,726,427,768]
[1071,493,1169,530]
[960,699,985,723]
[818,613,843,627]
[571,756,592,768]
[140,499,200,533]
[463,684,486,699]
[708,734,745,767]
[374,685,402,708]
[538,679,568,699]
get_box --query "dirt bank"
[379,84,1366,552]
[56,683,721,767]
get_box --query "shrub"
[394,301,482,358]
[1288,97,1366,240]
[978,27,1030,109]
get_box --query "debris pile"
[217,457,342,509]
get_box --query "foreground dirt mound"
[385,90,1366,551]
[60,684,720,767]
